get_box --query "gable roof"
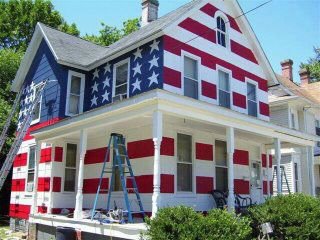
[12,0,279,92]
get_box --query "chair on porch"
[234,194,253,214]
[210,190,227,209]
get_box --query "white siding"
[270,107,289,127]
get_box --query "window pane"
[177,133,192,163]
[251,163,261,188]
[27,172,34,184]
[32,102,41,121]
[215,140,227,166]
[184,57,197,80]
[219,90,230,108]
[66,143,77,167]
[116,63,128,86]
[69,95,80,114]
[64,168,76,191]
[184,78,198,99]
[71,76,81,95]
[217,17,221,30]
[216,167,228,192]
[219,71,229,91]
[248,100,257,117]
[28,146,36,169]
[177,163,192,192]
[221,34,226,47]
[247,83,256,101]
[115,84,127,96]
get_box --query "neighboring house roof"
[301,81,320,105]
[12,0,279,92]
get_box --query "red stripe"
[269,155,273,168]
[196,143,213,161]
[231,40,258,64]
[9,204,31,219]
[40,147,52,163]
[126,175,153,193]
[54,147,63,162]
[200,3,242,33]
[84,147,108,164]
[196,176,214,194]
[161,137,175,156]
[259,102,270,116]
[38,206,48,213]
[163,67,181,88]
[232,92,247,109]
[178,17,216,43]
[37,177,50,192]
[234,179,250,194]
[201,80,217,99]
[11,178,26,192]
[52,177,61,192]
[163,35,268,91]
[261,154,267,168]
[23,117,62,140]
[83,178,109,194]
[13,153,28,167]
[161,174,174,193]
[234,149,249,165]
[128,139,153,159]
[263,180,273,195]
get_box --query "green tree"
[0,0,80,51]
[300,47,320,82]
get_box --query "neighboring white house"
[269,59,320,196]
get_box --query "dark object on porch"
[234,193,253,214]
[210,190,227,209]
[56,226,76,240]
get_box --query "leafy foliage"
[248,194,320,239]
[144,206,252,240]
[300,47,320,83]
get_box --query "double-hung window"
[26,145,36,192]
[177,133,193,192]
[31,84,42,124]
[218,70,230,108]
[64,143,77,192]
[215,140,228,192]
[217,17,227,47]
[184,56,198,99]
[66,71,85,116]
[247,82,258,117]
[113,61,129,102]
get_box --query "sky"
[51,0,320,82]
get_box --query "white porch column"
[31,140,42,215]
[152,110,163,217]
[266,150,271,197]
[226,127,235,212]
[74,129,88,219]
[274,138,282,195]
[307,146,316,196]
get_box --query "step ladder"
[272,165,291,194]
[91,133,145,223]
[0,80,48,191]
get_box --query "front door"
[250,161,262,204]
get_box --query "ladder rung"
[99,189,109,193]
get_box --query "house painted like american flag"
[8,0,317,239]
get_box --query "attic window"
[217,16,227,47]
[66,71,85,116]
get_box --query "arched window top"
[217,16,226,33]
[216,15,228,48]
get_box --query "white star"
[30,82,35,90]
[132,78,141,93]
[133,47,143,61]
[132,62,142,77]
[24,97,29,105]
[149,55,159,70]
[18,111,23,119]
[22,108,27,116]
[148,71,159,87]
[150,39,159,54]
[17,122,22,130]
[102,76,111,89]
[93,68,100,79]
[101,90,110,103]
[91,81,98,93]
[104,63,111,74]
[91,95,98,107]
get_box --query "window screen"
[218,70,230,108]
[64,143,77,192]
[114,62,128,101]
[215,140,228,192]
[184,57,198,99]
[247,82,257,117]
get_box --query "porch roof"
[31,89,318,146]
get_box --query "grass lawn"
[0,225,10,239]
[0,218,26,240]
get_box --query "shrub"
[144,206,252,240]
[248,194,320,239]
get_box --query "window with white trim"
[26,145,36,192]
[218,70,230,109]
[215,140,228,192]
[64,143,77,192]
[177,133,193,192]
[31,84,42,124]
[66,71,85,116]
[113,61,129,102]
[217,16,227,47]
[184,56,198,99]
[247,82,258,117]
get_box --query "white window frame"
[216,65,232,109]
[214,139,228,191]
[289,108,299,130]
[112,58,130,102]
[30,82,43,125]
[26,144,36,192]
[65,70,85,117]
[181,51,201,100]
[62,141,79,193]
[176,132,195,194]
[214,12,230,49]
[246,79,259,117]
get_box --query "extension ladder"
[272,165,291,194]
[91,133,145,223]
[0,80,48,191]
